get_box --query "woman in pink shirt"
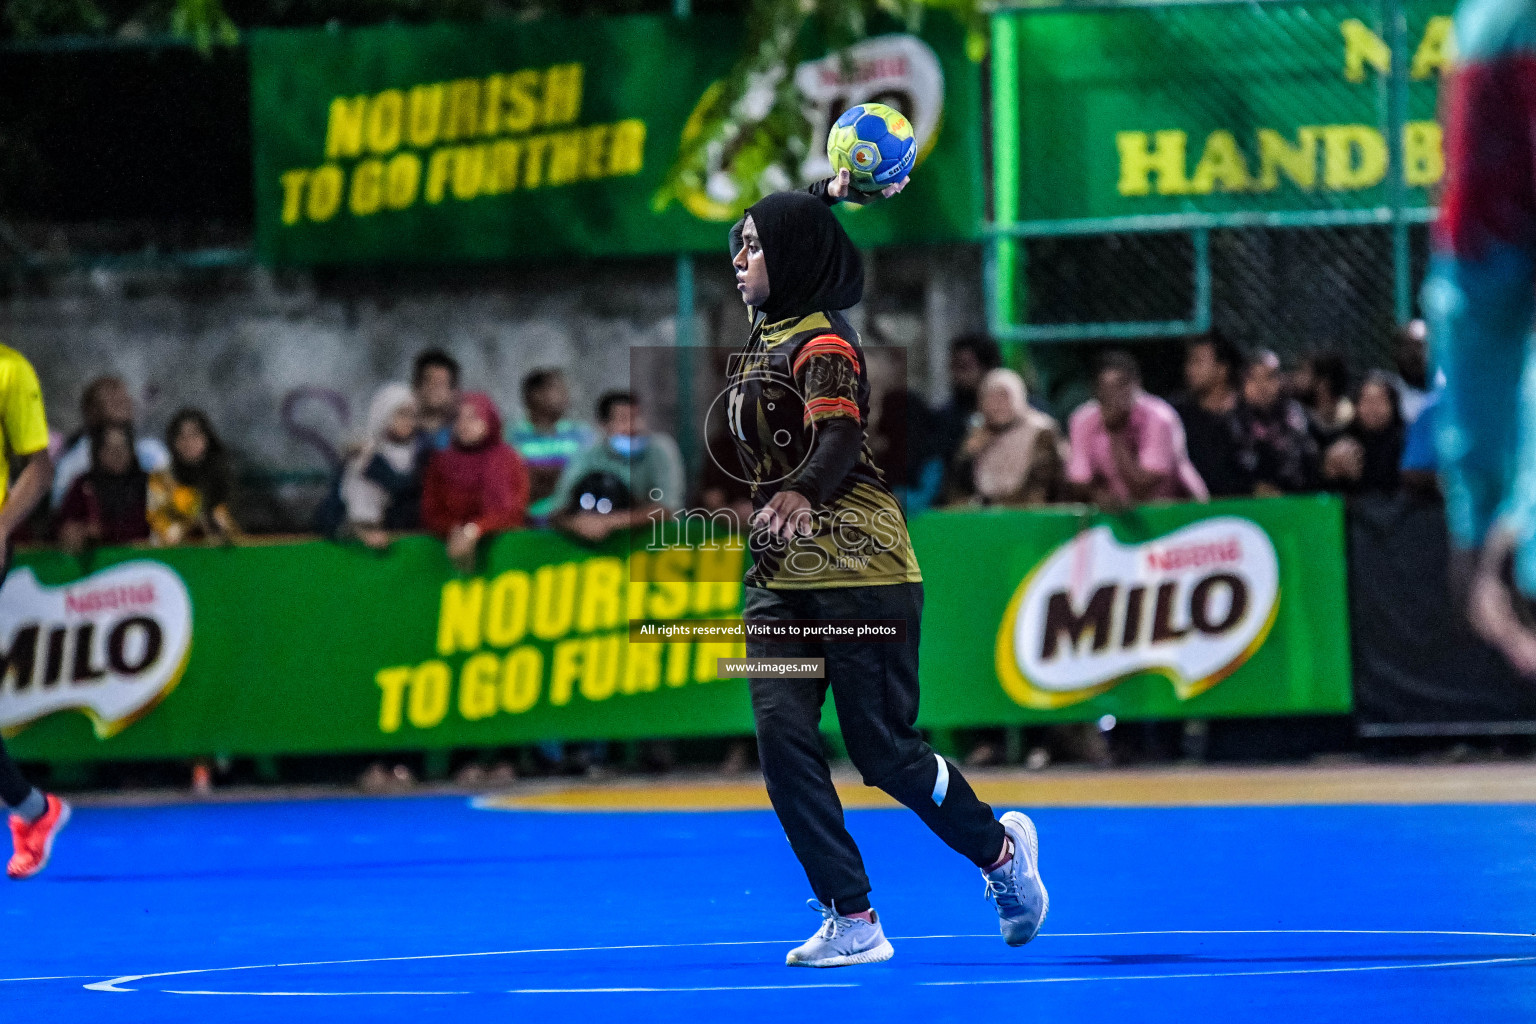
[1066,351,1209,508]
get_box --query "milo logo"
[995,518,1280,709]
[0,561,192,737]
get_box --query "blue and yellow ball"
[827,102,916,193]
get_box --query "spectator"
[934,334,1003,501]
[147,409,238,546]
[953,368,1064,506]
[552,391,684,544]
[1174,332,1256,498]
[1066,351,1208,508]
[1387,319,1433,425]
[871,388,944,514]
[52,376,170,509]
[1298,352,1354,448]
[509,369,596,526]
[341,384,427,550]
[1238,349,1319,494]
[422,392,529,570]
[56,423,151,553]
[1400,387,1442,497]
[413,349,461,452]
[1321,372,1405,495]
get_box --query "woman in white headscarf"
[342,383,427,549]
[955,368,1065,506]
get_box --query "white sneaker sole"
[786,939,895,968]
[999,810,1048,946]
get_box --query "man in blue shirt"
[1400,388,1441,497]
[550,391,683,544]
[508,369,595,527]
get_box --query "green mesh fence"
[988,0,1450,367]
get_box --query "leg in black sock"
[0,734,35,809]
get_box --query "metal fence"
[986,0,1448,372]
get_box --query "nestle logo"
[1144,538,1242,573]
[817,57,911,86]
[64,582,156,616]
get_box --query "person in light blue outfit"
[1400,389,1441,477]
[1421,0,1536,671]
[549,391,684,543]
[508,369,595,527]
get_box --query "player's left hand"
[828,168,909,204]
[753,490,815,541]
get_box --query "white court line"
[166,989,473,996]
[85,938,821,993]
[511,984,860,993]
[920,955,1536,986]
[83,929,1536,996]
[1040,929,1536,939]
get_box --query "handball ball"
[827,102,916,193]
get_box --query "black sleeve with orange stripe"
[782,332,864,504]
[793,333,862,427]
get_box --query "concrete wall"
[1,246,983,528]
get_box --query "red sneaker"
[7,794,70,880]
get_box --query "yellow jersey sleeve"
[1,350,49,458]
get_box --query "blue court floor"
[4,793,1536,1023]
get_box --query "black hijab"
[1348,373,1405,494]
[166,407,232,508]
[87,423,149,527]
[744,191,864,322]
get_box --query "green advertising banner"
[248,13,983,265]
[1000,0,1452,223]
[0,499,1349,763]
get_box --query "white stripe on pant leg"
[931,753,950,806]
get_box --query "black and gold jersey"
[726,309,922,590]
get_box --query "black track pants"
[746,582,1007,914]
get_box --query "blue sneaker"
[982,810,1048,946]
[785,900,895,967]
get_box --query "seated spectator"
[341,384,427,550]
[872,388,944,514]
[1400,387,1442,497]
[413,349,461,452]
[1238,349,1319,495]
[1388,320,1433,425]
[1298,351,1354,448]
[52,376,170,509]
[147,409,238,546]
[552,391,684,544]
[1066,351,1208,509]
[422,392,529,570]
[1174,331,1256,498]
[1321,372,1405,495]
[934,334,1003,503]
[56,423,151,553]
[954,368,1064,506]
[509,369,596,526]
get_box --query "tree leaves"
[652,0,984,222]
